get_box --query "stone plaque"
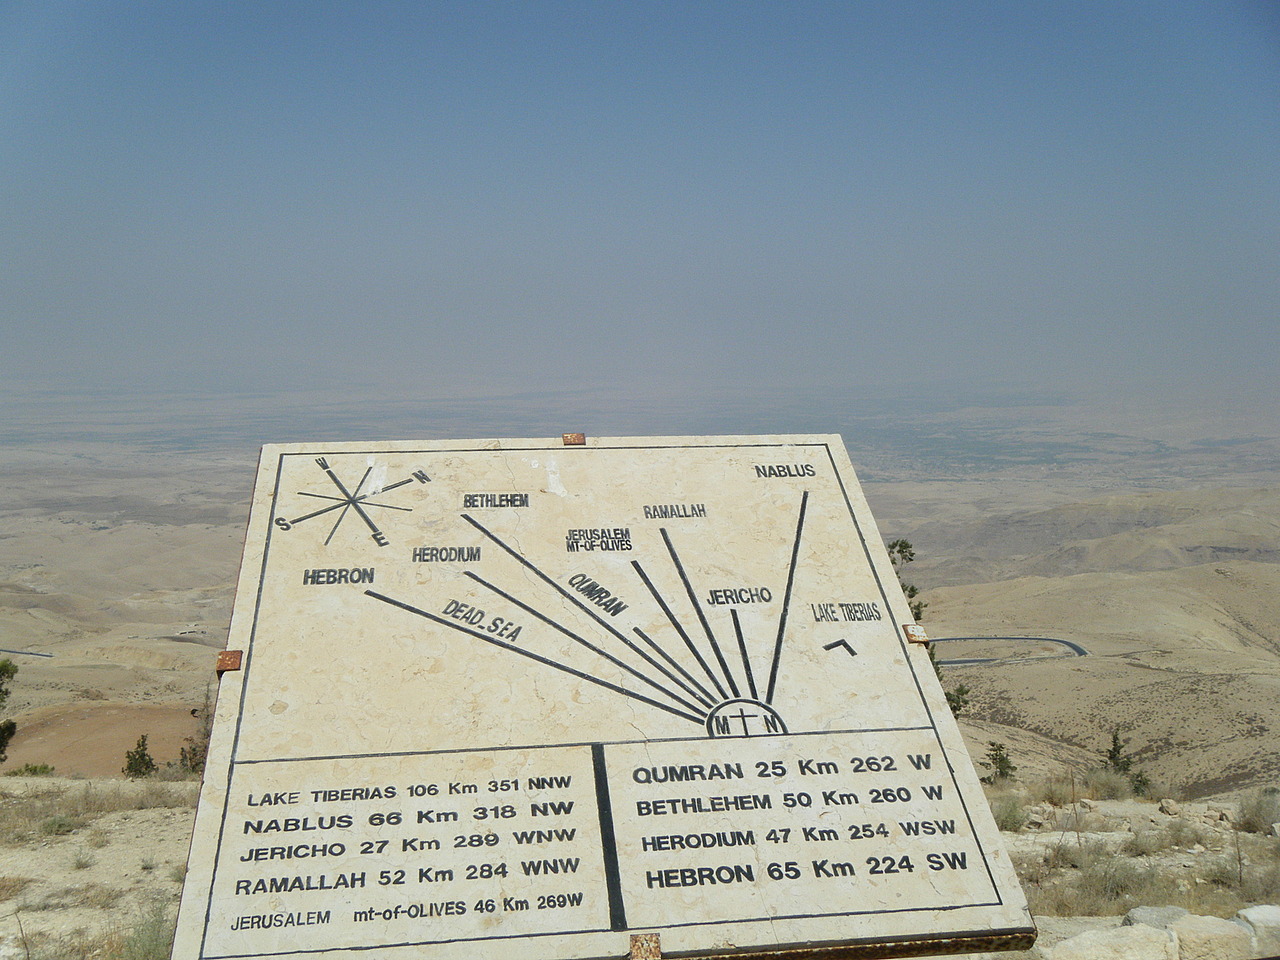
[173,435,1034,960]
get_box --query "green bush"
[980,742,1017,784]
[39,814,80,836]
[179,683,213,775]
[123,735,157,779]
[0,659,16,764]
[4,762,55,777]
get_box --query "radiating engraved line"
[299,491,413,512]
[366,590,704,725]
[324,501,352,545]
[288,499,350,525]
[632,627,717,707]
[461,515,710,711]
[730,609,759,700]
[766,490,809,704]
[631,560,728,700]
[465,571,710,716]
[319,465,370,545]
[325,465,383,539]
[660,529,740,698]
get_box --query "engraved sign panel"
[173,436,1035,959]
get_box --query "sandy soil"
[0,776,197,951]
[4,704,200,780]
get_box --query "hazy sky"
[2,2,1277,406]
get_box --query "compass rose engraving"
[274,457,430,546]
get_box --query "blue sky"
[2,2,1277,405]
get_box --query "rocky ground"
[0,776,197,958]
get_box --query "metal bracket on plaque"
[214,649,243,676]
[903,624,930,644]
[630,933,661,959]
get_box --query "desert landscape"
[0,390,1277,956]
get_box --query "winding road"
[931,635,1088,666]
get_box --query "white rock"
[1169,913,1252,960]
[1234,904,1280,957]
[1159,798,1181,816]
[1049,925,1176,960]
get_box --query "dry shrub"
[16,900,175,960]
[1025,851,1171,916]
[27,882,125,911]
[1144,777,1187,801]
[1237,786,1280,834]
[0,786,67,842]
[1030,773,1078,807]
[989,794,1028,832]
[1201,851,1280,904]
[0,875,33,901]
[1049,808,1106,833]
[1050,838,1118,870]
[70,780,193,816]
[1010,849,1052,885]
[1121,829,1169,857]
[1081,768,1131,800]
[29,899,175,960]
[1242,864,1280,903]
[40,813,82,836]
[0,780,196,845]
[79,883,126,909]
[1124,818,1212,856]
[117,899,175,960]
[1165,818,1210,847]
[1015,827,1280,919]
[22,930,106,960]
[1080,857,1160,904]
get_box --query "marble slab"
[172,435,1035,959]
